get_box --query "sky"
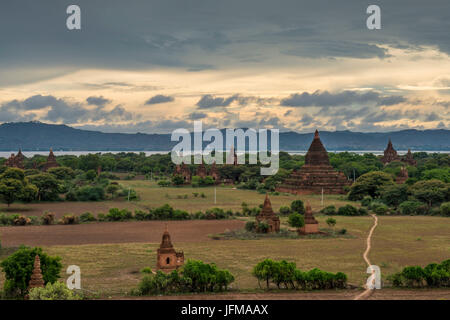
[0,0,449,133]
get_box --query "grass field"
[0,182,449,299]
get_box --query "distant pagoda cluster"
[4,148,59,171]
[277,130,351,195]
[173,161,221,184]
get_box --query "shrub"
[358,207,368,216]
[326,218,336,228]
[13,215,31,226]
[337,204,360,216]
[290,200,305,214]
[106,208,132,221]
[158,180,171,187]
[320,205,336,215]
[361,196,373,207]
[75,186,105,201]
[440,202,450,217]
[257,222,270,233]
[41,212,55,225]
[134,210,147,221]
[0,213,18,226]
[370,201,389,215]
[29,281,81,300]
[245,221,256,232]
[288,213,305,228]
[59,215,79,225]
[0,246,62,297]
[79,212,96,223]
[279,206,291,215]
[338,228,347,235]
[97,213,106,222]
[399,200,424,215]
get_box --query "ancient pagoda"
[255,194,280,233]
[156,225,184,273]
[380,139,400,165]
[196,162,207,178]
[402,149,417,166]
[42,149,60,171]
[298,202,319,235]
[28,255,45,291]
[5,149,25,169]
[210,161,220,183]
[277,130,350,194]
[396,166,409,184]
[174,163,191,183]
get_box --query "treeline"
[387,259,450,288]
[136,260,234,295]
[252,259,348,290]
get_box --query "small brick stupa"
[174,163,191,183]
[28,255,45,291]
[402,149,417,166]
[210,161,220,183]
[277,130,350,194]
[43,149,60,171]
[156,225,184,273]
[256,194,280,233]
[298,202,319,235]
[196,162,207,178]
[396,166,409,184]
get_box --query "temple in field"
[255,194,280,233]
[156,225,184,273]
[174,163,191,183]
[298,202,319,235]
[276,130,350,195]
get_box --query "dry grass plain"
[0,181,449,299]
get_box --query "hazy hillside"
[0,122,448,151]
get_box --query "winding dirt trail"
[354,213,378,300]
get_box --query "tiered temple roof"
[28,255,45,291]
[396,166,409,184]
[299,202,319,234]
[196,162,207,178]
[42,149,60,171]
[4,149,25,169]
[380,139,400,165]
[402,149,417,166]
[277,130,350,195]
[256,194,280,233]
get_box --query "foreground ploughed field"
[0,220,245,246]
[119,289,450,300]
[0,216,448,298]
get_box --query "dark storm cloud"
[188,112,207,120]
[145,95,175,105]
[2,1,450,85]
[280,90,405,107]
[0,95,134,124]
[196,94,274,109]
[86,96,111,107]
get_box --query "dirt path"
[0,220,245,246]
[354,213,378,300]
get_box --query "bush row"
[252,259,347,290]
[387,259,450,288]
[320,204,368,216]
[136,260,234,295]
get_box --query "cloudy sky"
[0,0,449,133]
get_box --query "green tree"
[410,179,448,208]
[0,168,37,207]
[172,174,184,186]
[326,217,337,229]
[288,213,305,230]
[106,184,120,198]
[48,167,75,180]
[381,184,408,208]
[290,200,305,214]
[27,173,61,201]
[0,246,62,297]
[348,171,395,200]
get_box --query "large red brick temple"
[156,225,184,273]
[42,149,60,171]
[255,194,280,233]
[276,130,351,195]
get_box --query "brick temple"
[255,194,280,233]
[5,149,25,169]
[298,202,319,235]
[210,161,220,182]
[174,163,191,183]
[380,140,417,166]
[396,166,409,184]
[156,225,184,273]
[195,162,207,178]
[42,149,60,171]
[277,130,351,195]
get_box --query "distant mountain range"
[0,122,449,151]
